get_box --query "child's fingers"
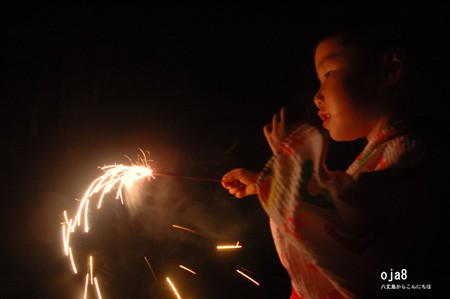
[272,113,279,127]
[280,106,286,122]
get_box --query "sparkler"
[61,149,155,297]
[60,149,259,298]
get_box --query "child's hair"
[310,4,448,145]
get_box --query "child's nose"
[313,89,324,107]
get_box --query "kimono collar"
[365,126,399,152]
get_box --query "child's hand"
[263,106,287,154]
[221,168,259,198]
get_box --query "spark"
[216,241,242,250]
[172,224,197,234]
[62,217,72,255]
[85,199,89,232]
[62,224,67,253]
[63,210,69,223]
[69,247,77,274]
[236,269,260,286]
[144,256,159,284]
[166,277,182,299]
[179,265,197,275]
[94,277,103,299]
[65,221,72,254]
[84,274,89,299]
[90,256,94,285]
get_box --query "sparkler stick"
[154,171,222,183]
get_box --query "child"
[221,5,448,299]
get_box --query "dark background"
[1,2,448,299]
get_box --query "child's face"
[313,38,383,141]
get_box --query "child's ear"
[383,47,404,86]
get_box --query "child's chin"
[329,131,352,142]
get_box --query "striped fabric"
[256,124,418,298]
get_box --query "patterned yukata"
[256,123,421,299]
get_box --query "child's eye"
[325,71,333,78]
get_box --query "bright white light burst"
[61,149,154,297]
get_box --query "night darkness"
[1,2,449,299]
